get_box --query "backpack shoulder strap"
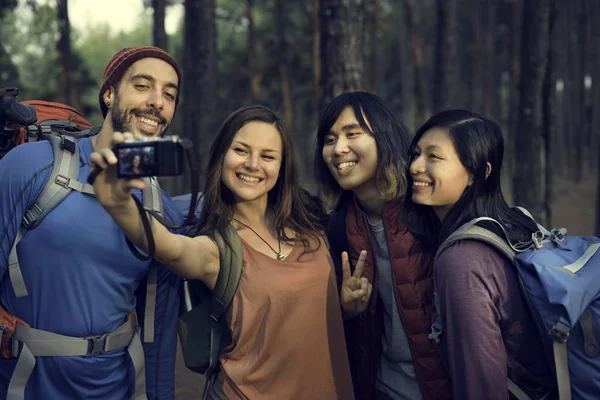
[26,135,89,227]
[7,135,89,298]
[204,225,244,382]
[435,217,518,264]
[429,217,518,344]
[211,225,244,321]
[141,177,164,343]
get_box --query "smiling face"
[409,127,472,219]
[105,57,178,138]
[321,106,378,199]
[221,121,283,206]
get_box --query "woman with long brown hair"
[90,105,354,399]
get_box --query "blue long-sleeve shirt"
[0,137,183,399]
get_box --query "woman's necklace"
[232,217,285,260]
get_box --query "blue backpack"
[431,208,600,400]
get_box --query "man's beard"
[110,95,169,138]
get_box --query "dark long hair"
[313,91,412,211]
[192,105,326,250]
[404,110,538,252]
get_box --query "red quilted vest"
[342,198,453,400]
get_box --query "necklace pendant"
[277,253,285,261]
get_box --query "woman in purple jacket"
[405,109,556,399]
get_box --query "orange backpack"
[10,100,92,143]
[1,97,94,160]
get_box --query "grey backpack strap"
[7,135,87,298]
[433,218,537,398]
[211,225,244,321]
[430,217,519,343]
[434,217,519,265]
[204,225,244,384]
[141,177,163,343]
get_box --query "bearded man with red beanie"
[0,47,184,399]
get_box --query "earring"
[106,101,111,107]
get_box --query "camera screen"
[117,145,158,177]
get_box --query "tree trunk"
[313,0,321,103]
[178,0,217,193]
[152,0,168,50]
[565,0,585,182]
[367,0,380,93]
[401,0,430,122]
[593,0,600,233]
[56,0,72,106]
[583,0,595,172]
[506,0,522,192]
[246,0,261,100]
[553,1,569,177]
[318,0,365,113]
[542,3,556,227]
[275,0,292,131]
[433,0,459,112]
[482,0,497,117]
[512,0,554,226]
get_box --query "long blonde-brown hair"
[193,105,326,250]
[314,91,412,211]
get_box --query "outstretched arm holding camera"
[91,131,220,289]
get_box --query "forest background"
[1,0,598,235]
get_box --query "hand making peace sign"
[340,250,373,319]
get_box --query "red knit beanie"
[98,46,182,117]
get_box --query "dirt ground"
[503,172,598,236]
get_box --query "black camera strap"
[127,194,157,261]
[126,138,200,261]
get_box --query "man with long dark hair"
[315,91,453,400]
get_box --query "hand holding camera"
[89,132,149,210]
[90,132,188,209]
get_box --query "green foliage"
[74,17,155,123]
[1,3,95,116]
[2,4,60,99]
[2,2,170,124]
[0,0,17,20]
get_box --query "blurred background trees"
[1,0,599,234]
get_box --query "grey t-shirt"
[367,218,423,400]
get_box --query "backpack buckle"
[549,322,570,343]
[0,325,21,358]
[85,333,108,357]
[26,125,40,139]
[55,174,70,188]
[532,231,545,249]
[22,204,43,229]
[60,136,76,153]
[550,228,566,243]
